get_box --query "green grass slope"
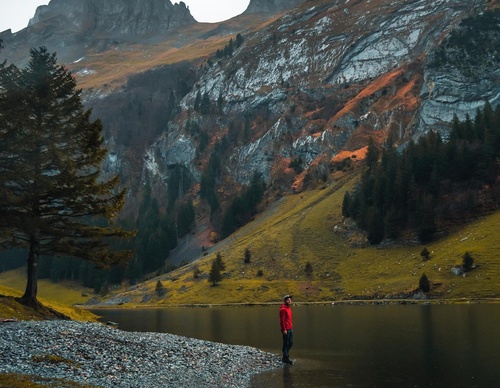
[2,174,498,307]
[103,174,500,305]
[0,272,98,321]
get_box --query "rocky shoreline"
[0,320,282,387]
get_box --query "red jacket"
[279,304,293,332]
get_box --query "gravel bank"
[0,320,282,387]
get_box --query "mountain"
[142,0,498,193]
[0,0,195,63]
[28,0,195,33]
[1,0,499,289]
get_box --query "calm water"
[90,304,500,387]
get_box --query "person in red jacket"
[279,294,294,365]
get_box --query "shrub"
[244,248,251,264]
[155,280,165,296]
[419,273,430,293]
[462,252,474,271]
[305,262,313,278]
[420,248,430,261]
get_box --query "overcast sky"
[0,0,251,33]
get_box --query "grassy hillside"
[2,173,498,307]
[66,14,273,92]
[95,173,500,306]
[0,275,97,321]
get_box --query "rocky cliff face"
[1,0,498,222]
[1,0,195,63]
[419,10,500,136]
[28,0,194,35]
[150,0,495,190]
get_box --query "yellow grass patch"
[0,270,98,321]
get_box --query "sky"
[0,0,251,33]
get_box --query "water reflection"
[90,304,500,388]
[283,365,293,388]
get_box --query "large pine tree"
[0,47,134,306]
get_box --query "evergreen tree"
[464,113,474,142]
[177,200,195,238]
[244,248,251,264]
[462,251,474,271]
[208,261,222,286]
[0,47,134,306]
[416,194,437,243]
[155,280,165,296]
[200,92,211,115]
[198,130,209,154]
[200,151,221,213]
[419,273,430,293]
[208,252,225,286]
[450,114,462,141]
[135,179,177,278]
[214,252,226,271]
[342,191,352,218]
[367,208,385,244]
[221,198,238,238]
[383,206,401,239]
[342,102,499,245]
[236,33,244,48]
[220,172,265,238]
[304,262,313,282]
[223,39,234,57]
[420,247,430,261]
[365,138,379,171]
[244,171,266,213]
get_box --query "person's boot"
[282,356,293,365]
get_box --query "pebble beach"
[0,320,282,387]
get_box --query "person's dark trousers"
[282,329,294,361]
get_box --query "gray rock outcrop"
[1,0,195,63]
[28,0,195,36]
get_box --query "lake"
[90,303,500,387]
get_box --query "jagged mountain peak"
[28,0,195,35]
[1,0,196,64]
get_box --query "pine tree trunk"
[20,234,40,307]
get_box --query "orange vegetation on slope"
[332,146,368,163]
[331,69,405,122]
